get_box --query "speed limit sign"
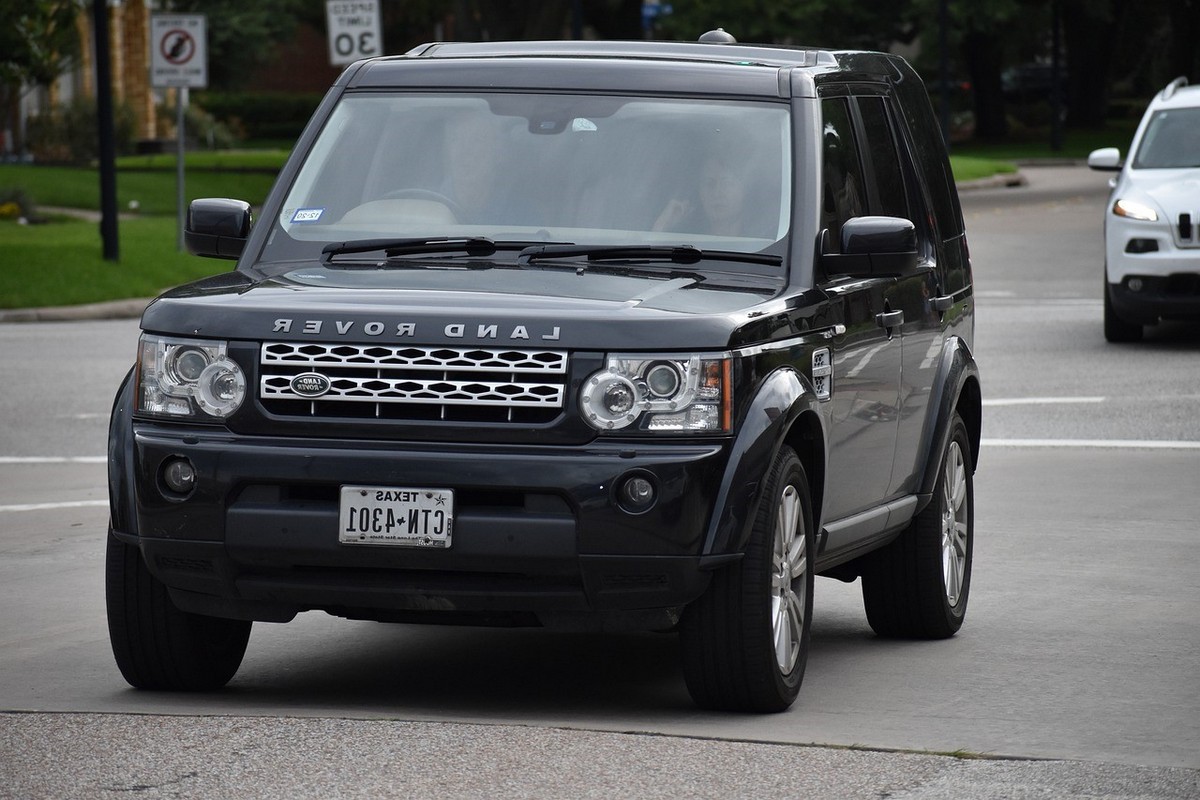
[326,1,382,66]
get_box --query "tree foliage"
[0,0,80,90]
[161,0,307,89]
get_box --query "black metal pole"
[92,0,119,261]
[1050,0,1064,152]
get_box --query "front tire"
[862,413,973,639]
[1104,281,1143,343]
[680,446,815,712]
[106,530,251,690]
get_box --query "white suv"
[1088,77,1200,342]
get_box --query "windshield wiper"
[515,243,782,267]
[321,237,500,263]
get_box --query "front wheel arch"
[701,367,824,558]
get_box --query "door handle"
[876,309,904,328]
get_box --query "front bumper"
[118,424,735,627]
[1108,275,1200,324]
[1106,216,1200,283]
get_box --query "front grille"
[260,342,568,423]
[1179,212,1198,245]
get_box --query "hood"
[140,263,787,350]
[1125,169,1200,216]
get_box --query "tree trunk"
[1062,0,1128,128]
[1167,0,1200,83]
[962,31,1008,140]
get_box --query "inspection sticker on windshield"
[291,207,325,224]
[338,485,454,548]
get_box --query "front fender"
[915,336,982,502]
[701,367,821,559]
[108,367,139,537]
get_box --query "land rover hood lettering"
[271,318,561,341]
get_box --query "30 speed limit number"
[325,1,382,66]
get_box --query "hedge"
[193,91,324,141]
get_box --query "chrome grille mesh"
[259,342,568,422]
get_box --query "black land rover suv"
[107,36,981,712]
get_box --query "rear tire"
[680,446,814,712]
[862,413,973,639]
[106,530,251,690]
[1104,281,1143,343]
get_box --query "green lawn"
[950,156,1018,182]
[0,163,280,217]
[0,215,230,309]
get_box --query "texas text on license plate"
[338,486,454,548]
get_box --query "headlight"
[137,335,246,420]
[1113,199,1158,221]
[580,354,731,433]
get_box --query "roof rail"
[1162,75,1189,100]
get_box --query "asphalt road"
[1,165,1198,798]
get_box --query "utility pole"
[1050,0,1064,152]
[92,0,119,261]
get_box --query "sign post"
[150,14,207,251]
[326,1,382,66]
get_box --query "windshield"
[1132,107,1200,169]
[264,92,792,266]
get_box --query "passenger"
[654,149,749,236]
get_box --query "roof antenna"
[699,28,737,44]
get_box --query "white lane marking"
[979,296,1102,305]
[0,457,106,464]
[982,439,1200,450]
[983,397,1105,407]
[1,457,109,512]
[0,500,108,513]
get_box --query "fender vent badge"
[812,348,832,401]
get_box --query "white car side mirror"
[1087,147,1122,171]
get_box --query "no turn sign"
[150,14,207,89]
[326,1,382,66]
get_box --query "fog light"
[1127,277,1144,292]
[1124,238,1158,254]
[162,457,196,494]
[618,474,656,514]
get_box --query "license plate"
[338,485,454,548]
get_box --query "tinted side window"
[893,71,962,239]
[820,98,867,253]
[857,97,908,219]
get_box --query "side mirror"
[1087,147,1123,172]
[185,198,252,260]
[822,216,918,278]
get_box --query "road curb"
[0,298,152,323]
[957,170,1028,191]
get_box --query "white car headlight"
[1113,199,1159,222]
[137,335,246,420]
[580,353,731,433]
